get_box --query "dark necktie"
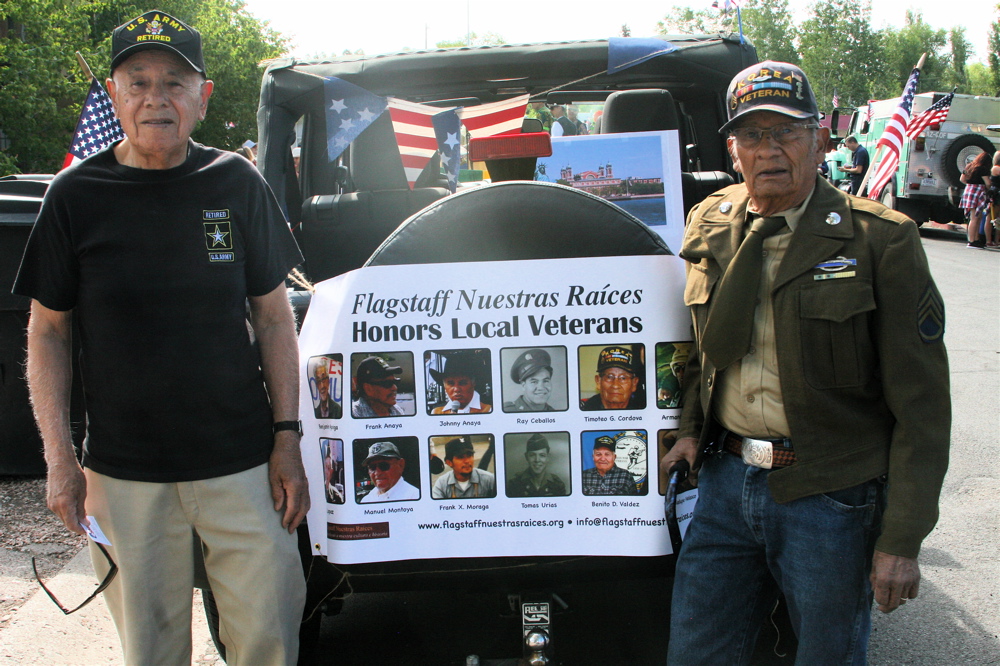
[701,216,786,370]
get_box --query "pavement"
[0,548,219,665]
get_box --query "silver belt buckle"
[741,437,773,469]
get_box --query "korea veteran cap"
[719,61,819,133]
[111,10,205,75]
[597,346,634,374]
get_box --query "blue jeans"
[667,451,885,666]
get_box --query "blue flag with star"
[323,77,387,162]
[432,108,462,193]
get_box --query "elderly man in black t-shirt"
[14,11,307,664]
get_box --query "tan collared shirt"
[714,186,817,439]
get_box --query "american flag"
[458,94,530,139]
[323,76,387,162]
[832,90,839,108]
[868,66,920,200]
[863,99,877,127]
[63,79,125,169]
[432,108,462,193]
[906,91,955,139]
[387,98,455,189]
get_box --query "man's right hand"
[660,436,701,487]
[47,460,88,536]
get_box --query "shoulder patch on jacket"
[917,282,945,342]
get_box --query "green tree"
[656,6,729,34]
[988,4,1000,95]
[966,62,993,95]
[0,0,286,174]
[880,12,948,96]
[798,0,886,109]
[945,27,971,90]
[435,31,505,49]
[739,0,799,64]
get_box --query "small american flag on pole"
[63,79,124,169]
[868,66,920,200]
[832,90,839,108]
[906,91,955,139]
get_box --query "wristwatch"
[273,420,302,436]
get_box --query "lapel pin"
[825,212,841,225]
[719,201,733,214]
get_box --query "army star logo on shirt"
[203,210,234,262]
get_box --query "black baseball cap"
[719,61,819,134]
[356,356,402,385]
[597,346,634,374]
[445,436,475,460]
[111,11,205,76]
[593,436,616,452]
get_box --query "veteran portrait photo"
[579,345,646,411]
[353,438,421,503]
[426,350,493,415]
[309,355,343,419]
[430,434,497,499]
[351,353,416,418]
[504,432,571,498]
[320,438,345,504]
[501,347,569,413]
[655,342,692,409]
[581,433,642,496]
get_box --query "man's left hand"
[870,550,920,613]
[269,431,310,533]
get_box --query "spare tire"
[943,134,996,187]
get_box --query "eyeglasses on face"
[33,541,118,615]
[601,371,635,385]
[730,122,820,147]
[367,460,395,472]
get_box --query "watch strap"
[273,420,302,435]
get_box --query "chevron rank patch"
[917,283,944,342]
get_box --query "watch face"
[614,434,647,478]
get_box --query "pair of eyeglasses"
[367,461,394,472]
[601,372,635,385]
[368,379,398,388]
[730,122,820,147]
[33,542,118,615]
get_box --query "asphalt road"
[1,228,996,665]
[305,229,1000,665]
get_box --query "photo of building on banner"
[297,255,690,564]
[537,131,685,252]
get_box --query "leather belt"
[723,430,797,469]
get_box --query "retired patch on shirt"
[917,283,944,342]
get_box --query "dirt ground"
[0,476,86,627]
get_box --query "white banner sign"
[298,255,691,564]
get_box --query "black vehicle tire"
[943,134,996,188]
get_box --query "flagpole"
[75,52,96,81]
[856,52,926,196]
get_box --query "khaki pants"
[85,463,305,666]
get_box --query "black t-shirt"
[14,142,303,482]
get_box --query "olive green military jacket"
[676,176,951,559]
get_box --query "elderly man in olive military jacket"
[661,61,950,665]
